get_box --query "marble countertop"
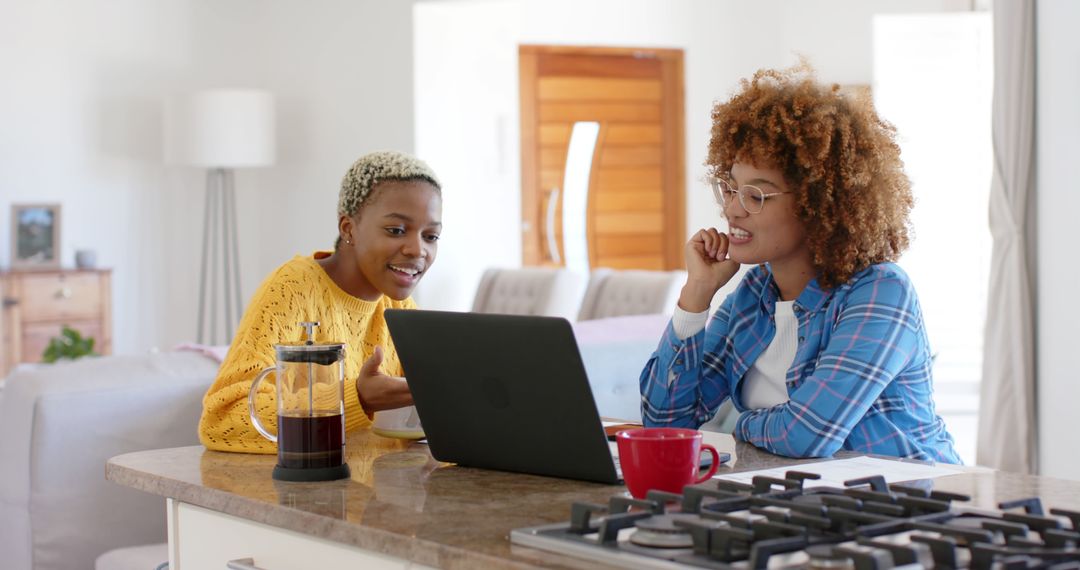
[106,431,1080,569]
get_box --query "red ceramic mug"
[616,427,720,499]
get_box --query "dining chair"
[576,268,686,321]
[471,267,588,321]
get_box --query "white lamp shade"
[164,89,276,167]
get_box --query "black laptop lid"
[384,309,619,484]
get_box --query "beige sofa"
[0,351,218,570]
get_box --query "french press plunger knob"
[299,321,320,345]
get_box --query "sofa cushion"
[573,314,669,422]
[572,313,737,431]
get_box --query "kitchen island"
[106,431,1080,569]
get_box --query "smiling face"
[722,163,811,272]
[340,179,442,301]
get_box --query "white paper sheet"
[715,456,966,488]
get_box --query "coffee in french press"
[248,322,351,482]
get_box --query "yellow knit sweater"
[198,253,415,454]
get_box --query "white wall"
[413,0,970,311]
[1036,0,1080,479]
[2,0,996,358]
[1,0,415,353]
[411,0,522,311]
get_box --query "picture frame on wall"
[11,203,61,270]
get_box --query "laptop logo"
[482,376,510,409]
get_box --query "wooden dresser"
[0,269,112,377]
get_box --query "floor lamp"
[164,89,276,344]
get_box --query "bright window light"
[874,13,993,465]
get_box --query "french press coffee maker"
[248,322,351,482]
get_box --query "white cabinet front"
[169,500,435,570]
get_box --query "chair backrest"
[577,268,687,321]
[471,267,587,320]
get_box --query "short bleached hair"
[337,151,441,217]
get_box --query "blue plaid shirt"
[640,263,961,463]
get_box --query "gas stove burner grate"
[630,514,700,548]
[510,469,1080,569]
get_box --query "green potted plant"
[41,325,100,363]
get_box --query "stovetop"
[510,471,1080,569]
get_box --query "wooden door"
[519,45,685,270]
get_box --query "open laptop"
[384,309,626,484]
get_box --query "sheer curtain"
[976,0,1037,473]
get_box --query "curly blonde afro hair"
[707,64,913,290]
[338,150,441,217]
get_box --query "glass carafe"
[249,321,351,482]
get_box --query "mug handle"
[248,366,277,443]
[694,443,721,483]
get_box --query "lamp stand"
[197,168,243,345]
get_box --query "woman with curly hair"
[640,65,960,463]
[199,150,442,453]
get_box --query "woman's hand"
[679,228,741,312]
[355,346,414,414]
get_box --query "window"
[873,13,993,464]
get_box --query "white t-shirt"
[672,300,798,410]
[740,300,796,409]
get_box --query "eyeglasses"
[709,177,793,214]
